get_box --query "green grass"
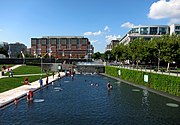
[0,64,14,71]
[0,65,54,93]
[5,65,41,76]
[0,75,46,93]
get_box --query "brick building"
[31,36,94,59]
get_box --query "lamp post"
[8,46,11,58]
[34,51,37,58]
[158,49,160,71]
[40,57,42,75]
[108,54,110,63]
[69,53,72,64]
[55,58,58,72]
[21,51,25,65]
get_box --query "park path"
[0,65,22,78]
[0,64,65,108]
[115,66,180,77]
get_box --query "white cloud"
[90,40,98,43]
[148,0,180,24]
[93,30,102,36]
[121,22,134,28]
[104,26,110,32]
[84,32,93,36]
[84,30,102,36]
[105,35,121,44]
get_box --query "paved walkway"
[0,65,22,77]
[0,65,65,108]
[115,66,180,77]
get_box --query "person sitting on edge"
[14,98,18,105]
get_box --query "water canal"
[0,74,180,125]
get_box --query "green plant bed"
[0,75,46,93]
[105,66,180,96]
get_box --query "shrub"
[105,66,180,96]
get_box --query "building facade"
[31,36,94,59]
[9,42,27,58]
[105,40,120,51]
[120,24,180,45]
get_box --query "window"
[41,39,46,46]
[31,39,36,46]
[140,27,148,35]
[159,27,167,35]
[71,39,77,44]
[82,39,87,44]
[61,39,66,44]
[175,26,180,30]
[131,28,139,33]
[150,27,158,35]
[50,39,56,45]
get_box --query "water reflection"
[142,89,149,111]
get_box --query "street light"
[69,53,72,64]
[34,51,37,58]
[40,57,42,75]
[55,58,58,72]
[158,49,160,71]
[21,51,25,65]
[8,46,11,58]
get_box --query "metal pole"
[41,57,42,74]
[158,49,160,71]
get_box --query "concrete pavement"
[0,69,65,108]
[0,65,22,78]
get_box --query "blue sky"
[0,0,180,52]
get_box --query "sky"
[0,0,180,52]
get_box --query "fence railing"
[109,64,180,77]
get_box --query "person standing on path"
[46,76,49,86]
[39,77,43,88]
[52,72,55,79]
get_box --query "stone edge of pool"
[100,73,180,103]
[0,72,65,110]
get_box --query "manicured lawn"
[0,75,46,93]
[10,65,41,75]
[0,64,14,71]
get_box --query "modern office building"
[105,40,120,51]
[120,24,180,45]
[9,42,27,58]
[31,36,94,59]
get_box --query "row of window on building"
[105,24,180,51]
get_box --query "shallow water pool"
[0,74,180,125]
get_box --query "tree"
[0,47,8,57]
[91,52,101,60]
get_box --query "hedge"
[105,66,180,96]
